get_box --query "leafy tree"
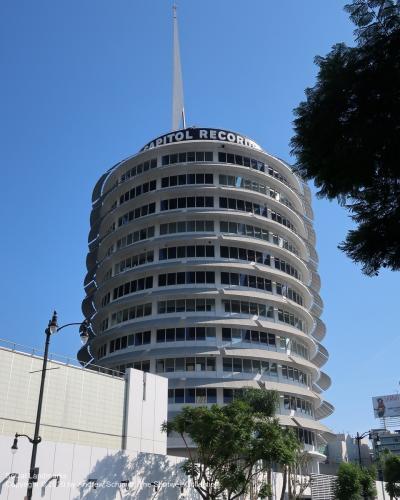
[383,453,400,499]
[334,462,376,500]
[360,465,377,499]
[162,400,260,499]
[162,389,300,500]
[290,0,400,276]
[234,388,301,500]
[334,462,362,500]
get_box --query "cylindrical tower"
[79,127,333,470]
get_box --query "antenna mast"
[172,3,186,131]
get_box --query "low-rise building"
[319,433,372,475]
[0,340,192,499]
[371,428,400,457]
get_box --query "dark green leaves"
[344,0,400,43]
[290,0,400,275]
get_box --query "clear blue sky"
[1,0,398,436]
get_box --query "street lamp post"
[372,435,385,499]
[354,431,386,500]
[354,431,385,500]
[355,431,371,467]
[11,311,89,500]
[355,431,372,500]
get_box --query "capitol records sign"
[140,128,262,152]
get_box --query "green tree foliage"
[334,462,361,500]
[360,465,377,499]
[237,387,279,417]
[383,453,400,499]
[162,389,300,500]
[334,462,376,500]
[290,0,400,276]
[258,482,272,499]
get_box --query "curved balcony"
[312,317,326,341]
[314,371,332,391]
[311,342,329,368]
[315,400,335,420]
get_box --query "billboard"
[372,394,400,418]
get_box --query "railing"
[0,338,124,378]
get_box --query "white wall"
[0,436,194,500]
[0,435,310,500]
[123,368,168,454]
[0,437,389,500]
[0,347,167,454]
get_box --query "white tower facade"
[80,127,333,469]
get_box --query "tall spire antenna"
[172,3,186,131]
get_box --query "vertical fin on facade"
[172,3,186,131]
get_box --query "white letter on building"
[218,131,227,140]
[199,129,208,139]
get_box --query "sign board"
[140,128,263,152]
[372,394,400,418]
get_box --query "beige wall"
[0,347,167,453]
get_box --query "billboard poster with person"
[372,394,400,418]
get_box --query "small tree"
[383,453,400,499]
[334,462,362,500]
[236,388,301,500]
[162,400,261,499]
[334,462,376,500]
[162,389,300,500]
[360,466,377,499]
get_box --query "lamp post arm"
[15,433,41,445]
[355,430,371,466]
[355,430,372,500]
[56,322,86,332]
